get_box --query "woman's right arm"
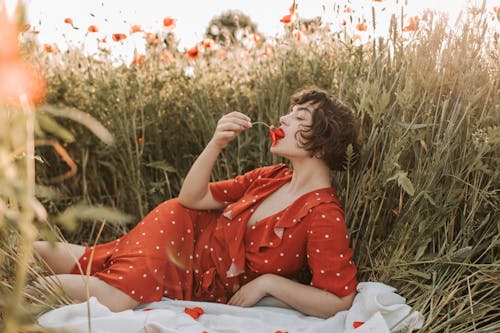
[177,111,252,210]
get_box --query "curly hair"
[290,86,360,171]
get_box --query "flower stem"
[251,121,271,128]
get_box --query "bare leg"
[37,274,139,312]
[34,241,86,274]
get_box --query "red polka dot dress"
[71,164,358,303]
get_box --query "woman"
[34,86,360,318]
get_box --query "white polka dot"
[223,189,228,194]
[320,270,325,274]
[264,259,269,264]
[252,199,256,203]
[119,276,123,280]
[171,221,176,224]
[187,229,191,233]
[171,241,175,245]
[143,274,147,278]
[336,272,341,277]
[242,199,246,203]
[218,257,222,261]
[189,255,193,259]
[288,234,293,238]
[170,210,174,214]
[336,217,341,222]
[156,246,160,250]
[316,249,320,253]
[154,268,158,272]
[114,248,118,252]
[154,217,158,221]
[325,234,330,238]
[250,209,254,212]
[321,214,326,219]
[250,241,254,245]
[280,252,284,256]
[269,242,274,246]
[344,286,349,290]
[277,268,282,272]
[131,290,136,294]
[156,286,160,290]
[346,234,349,239]
[210,247,214,252]
[107,270,111,273]
[155,210,159,213]
[227,222,231,226]
[138,250,143,254]
[296,254,299,257]
[129,265,133,269]
[340,254,344,258]
[140,296,144,300]
[136,241,140,245]
[83,257,87,261]
[276,216,280,220]
[160,230,164,233]
[251,225,256,230]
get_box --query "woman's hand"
[209,111,252,150]
[227,274,270,307]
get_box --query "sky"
[6,0,499,62]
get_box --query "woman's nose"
[279,114,288,126]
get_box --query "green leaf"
[37,114,75,143]
[397,171,415,196]
[146,161,177,173]
[395,121,434,130]
[55,204,134,232]
[407,268,431,280]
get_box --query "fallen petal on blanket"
[184,306,204,319]
[353,321,364,328]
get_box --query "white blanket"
[38,282,424,333]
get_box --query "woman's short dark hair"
[290,86,360,171]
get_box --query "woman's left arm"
[228,273,355,318]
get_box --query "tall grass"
[1,3,499,332]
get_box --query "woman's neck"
[286,158,331,195]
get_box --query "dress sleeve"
[209,165,285,204]
[306,203,358,297]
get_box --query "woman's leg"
[34,241,86,274]
[37,274,139,312]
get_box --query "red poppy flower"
[353,321,365,328]
[356,23,367,31]
[131,52,145,66]
[163,16,176,28]
[112,33,127,42]
[43,44,54,53]
[280,14,292,24]
[269,125,285,146]
[253,33,263,44]
[202,38,215,49]
[186,45,199,59]
[130,24,142,33]
[87,25,98,33]
[145,32,159,44]
[64,17,73,25]
[402,16,419,32]
[184,306,204,319]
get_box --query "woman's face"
[270,102,315,158]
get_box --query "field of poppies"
[1,1,499,332]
